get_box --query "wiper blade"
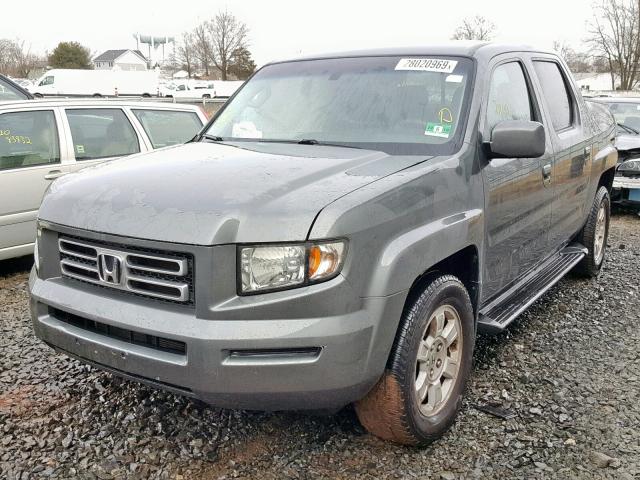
[296,139,363,149]
[201,134,224,142]
[618,123,639,135]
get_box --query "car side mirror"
[486,120,546,159]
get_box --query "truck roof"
[271,42,553,64]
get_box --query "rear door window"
[132,109,203,148]
[532,61,574,131]
[65,108,140,160]
[486,62,534,135]
[0,110,60,171]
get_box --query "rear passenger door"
[61,107,143,172]
[130,108,204,149]
[530,58,591,249]
[0,108,65,254]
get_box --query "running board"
[477,244,587,334]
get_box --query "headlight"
[617,158,640,173]
[239,240,347,294]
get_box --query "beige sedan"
[0,99,208,260]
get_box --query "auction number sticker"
[425,122,452,138]
[395,58,458,73]
[5,135,31,144]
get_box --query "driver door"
[481,58,554,299]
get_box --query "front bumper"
[29,240,405,410]
[612,175,640,206]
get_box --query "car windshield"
[605,101,640,131]
[0,76,29,101]
[205,55,474,155]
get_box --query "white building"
[573,72,620,92]
[93,50,148,71]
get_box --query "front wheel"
[575,186,610,277]
[355,274,474,445]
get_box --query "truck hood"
[39,142,426,245]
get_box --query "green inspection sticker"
[425,122,452,138]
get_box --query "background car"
[0,75,34,101]
[0,99,207,260]
[589,97,640,209]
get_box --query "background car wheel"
[575,186,610,277]
[354,274,474,446]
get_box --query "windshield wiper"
[296,139,363,149]
[201,134,224,142]
[618,122,639,135]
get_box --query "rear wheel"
[575,186,610,277]
[355,274,474,445]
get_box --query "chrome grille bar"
[58,237,193,304]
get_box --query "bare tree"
[0,38,40,77]
[588,0,640,90]
[207,10,249,80]
[193,23,212,76]
[553,40,593,72]
[175,32,196,78]
[451,15,496,41]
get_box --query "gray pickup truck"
[29,43,617,445]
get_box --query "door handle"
[542,163,552,179]
[44,170,64,180]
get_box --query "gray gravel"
[1,214,639,480]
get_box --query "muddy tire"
[575,186,610,277]
[355,274,474,446]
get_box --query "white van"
[31,69,161,98]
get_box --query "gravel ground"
[1,214,639,480]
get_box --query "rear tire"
[355,274,474,446]
[575,186,610,277]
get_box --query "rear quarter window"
[132,109,203,148]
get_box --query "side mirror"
[486,120,546,159]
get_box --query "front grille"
[50,308,187,355]
[58,235,194,305]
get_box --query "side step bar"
[477,243,587,334]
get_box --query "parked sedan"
[0,99,207,260]
[589,97,640,209]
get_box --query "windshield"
[0,76,29,101]
[606,101,640,131]
[205,55,474,155]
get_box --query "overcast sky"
[7,0,594,66]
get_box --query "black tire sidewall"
[396,278,475,442]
